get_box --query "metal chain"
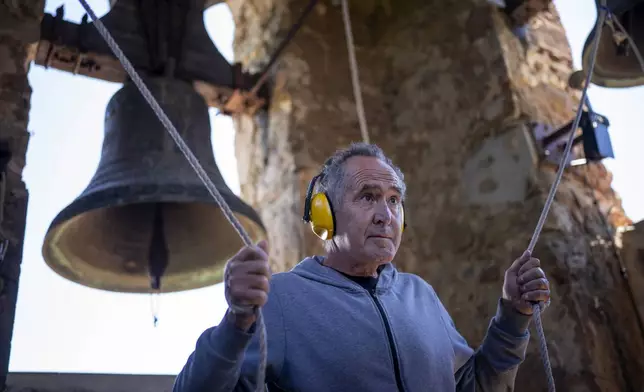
[75,0,267,389]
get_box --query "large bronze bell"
[41,77,266,294]
[581,0,644,88]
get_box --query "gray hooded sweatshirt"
[173,256,531,392]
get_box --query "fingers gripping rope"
[75,0,268,389]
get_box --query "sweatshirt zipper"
[369,288,405,392]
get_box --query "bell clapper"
[150,291,160,328]
[148,204,169,328]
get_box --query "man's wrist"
[495,298,531,336]
[226,309,257,332]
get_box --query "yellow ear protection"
[302,171,407,240]
[302,173,335,240]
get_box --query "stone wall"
[0,0,42,387]
[229,0,644,390]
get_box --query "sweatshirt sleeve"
[433,292,531,392]
[172,286,286,392]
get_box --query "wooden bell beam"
[34,0,268,115]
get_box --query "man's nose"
[373,201,393,225]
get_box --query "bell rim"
[41,184,267,294]
[581,22,644,88]
[41,211,269,294]
[40,233,229,294]
[41,214,267,294]
[45,183,266,233]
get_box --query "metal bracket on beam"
[531,106,615,167]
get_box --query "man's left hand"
[502,250,551,315]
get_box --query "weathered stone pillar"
[619,220,644,334]
[229,0,644,390]
[0,0,42,387]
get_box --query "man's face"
[333,156,404,264]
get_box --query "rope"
[525,3,608,391]
[340,0,371,144]
[75,0,267,389]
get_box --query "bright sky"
[8,0,644,376]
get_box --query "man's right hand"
[224,240,271,331]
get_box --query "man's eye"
[389,197,399,204]
[362,194,374,202]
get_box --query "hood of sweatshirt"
[289,255,398,294]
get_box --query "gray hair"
[316,143,406,208]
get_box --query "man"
[173,143,551,392]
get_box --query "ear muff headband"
[302,173,407,240]
[302,173,320,223]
